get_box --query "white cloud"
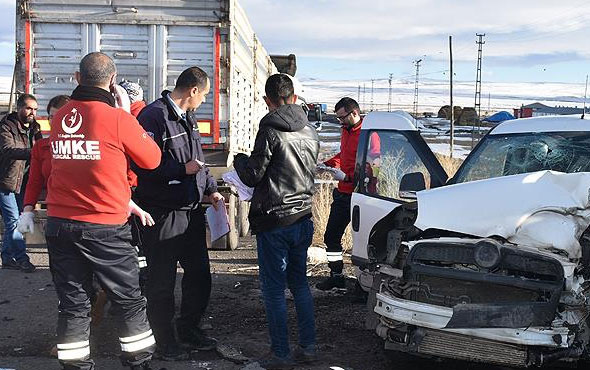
[241,0,590,64]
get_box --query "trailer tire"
[226,193,240,250]
[238,200,250,237]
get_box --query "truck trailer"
[14,0,283,249]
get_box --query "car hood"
[415,170,590,259]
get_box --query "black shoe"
[177,326,217,351]
[292,345,318,364]
[316,274,346,291]
[18,260,36,273]
[1,259,20,270]
[154,343,189,361]
[2,259,35,273]
[257,351,294,369]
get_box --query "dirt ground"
[0,237,535,370]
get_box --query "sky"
[240,0,590,84]
[0,0,589,99]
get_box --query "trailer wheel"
[238,200,250,237]
[226,193,240,250]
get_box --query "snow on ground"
[302,78,588,114]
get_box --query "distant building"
[514,103,589,118]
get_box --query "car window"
[454,131,590,183]
[362,131,431,200]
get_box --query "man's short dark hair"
[175,67,208,91]
[79,52,116,86]
[265,74,294,106]
[335,97,360,113]
[16,94,37,109]
[47,95,71,114]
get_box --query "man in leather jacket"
[0,94,41,272]
[234,73,320,368]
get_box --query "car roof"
[362,111,418,131]
[490,114,590,135]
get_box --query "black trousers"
[141,206,211,346]
[46,217,155,370]
[323,188,352,275]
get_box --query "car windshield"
[453,131,590,183]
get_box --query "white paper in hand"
[206,199,230,242]
[222,170,254,201]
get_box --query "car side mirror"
[399,172,426,199]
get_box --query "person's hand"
[128,200,155,227]
[185,160,203,175]
[331,168,347,181]
[112,84,131,113]
[209,192,225,210]
[17,211,35,234]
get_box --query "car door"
[351,112,448,267]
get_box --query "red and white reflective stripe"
[326,251,343,262]
[57,340,90,360]
[119,329,155,353]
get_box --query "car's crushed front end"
[365,171,590,367]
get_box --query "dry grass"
[435,153,464,177]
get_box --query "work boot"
[154,343,189,361]
[315,273,346,291]
[177,325,217,351]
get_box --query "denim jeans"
[0,191,28,263]
[256,217,316,358]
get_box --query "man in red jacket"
[317,97,364,291]
[45,52,162,370]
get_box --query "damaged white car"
[351,112,590,367]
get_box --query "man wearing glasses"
[316,97,363,291]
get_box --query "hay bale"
[437,105,463,120]
[456,107,479,125]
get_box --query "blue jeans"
[256,217,316,358]
[0,191,28,263]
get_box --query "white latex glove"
[128,199,155,227]
[112,84,131,113]
[331,168,347,181]
[17,211,35,234]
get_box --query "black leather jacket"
[234,104,319,233]
[0,112,41,193]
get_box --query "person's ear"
[263,96,274,110]
[291,94,298,104]
[191,86,199,97]
[74,71,81,84]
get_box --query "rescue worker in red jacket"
[44,52,162,370]
[317,97,376,290]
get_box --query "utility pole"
[388,73,393,112]
[370,79,374,111]
[363,83,366,111]
[413,59,422,124]
[473,33,485,147]
[449,36,454,159]
[357,85,361,105]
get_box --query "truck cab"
[352,111,590,367]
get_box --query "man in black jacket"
[133,66,223,360]
[234,74,320,369]
[0,94,41,272]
